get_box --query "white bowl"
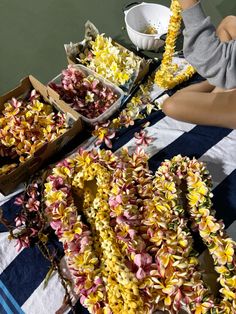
[124,2,171,51]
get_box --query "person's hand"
[178,0,198,10]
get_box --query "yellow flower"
[46,190,65,205]
[199,216,220,234]
[224,276,236,289]
[220,287,236,300]
[213,241,234,265]
[194,302,212,314]
[215,265,230,275]
[187,191,201,207]
[53,166,72,179]
[62,222,83,242]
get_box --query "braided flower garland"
[44,149,236,314]
[154,0,196,89]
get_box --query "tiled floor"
[0,0,235,94]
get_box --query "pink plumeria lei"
[44,149,236,314]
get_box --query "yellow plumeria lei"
[44,149,236,314]
[154,0,196,89]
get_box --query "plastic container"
[50,64,125,125]
[124,2,171,51]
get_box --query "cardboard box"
[0,75,83,195]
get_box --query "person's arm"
[180,2,236,89]
[178,0,198,10]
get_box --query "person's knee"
[216,15,236,41]
[162,95,178,118]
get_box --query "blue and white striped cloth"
[1,89,236,313]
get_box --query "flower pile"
[49,66,119,120]
[44,149,236,314]
[79,34,140,86]
[0,90,68,175]
[154,0,195,89]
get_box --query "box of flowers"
[48,64,124,125]
[0,75,82,195]
[64,21,151,94]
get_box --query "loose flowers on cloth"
[43,149,236,314]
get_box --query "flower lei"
[44,149,236,314]
[154,0,196,89]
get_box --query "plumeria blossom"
[43,150,236,314]
[15,235,30,251]
[93,122,116,148]
[134,129,154,146]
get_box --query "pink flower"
[27,183,39,199]
[136,267,146,280]
[94,277,103,285]
[94,125,116,148]
[15,215,26,227]
[15,236,30,251]
[48,176,65,189]
[30,228,38,237]
[134,130,154,146]
[50,220,63,232]
[80,295,87,305]
[109,195,122,208]
[173,289,182,312]
[119,114,135,128]
[134,253,152,268]
[14,195,24,206]
[128,229,136,239]
[80,236,90,253]
[25,198,40,212]
[30,89,40,101]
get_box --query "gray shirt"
[182,2,236,89]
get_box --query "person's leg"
[211,16,236,92]
[162,15,236,125]
[179,80,215,93]
[162,89,236,129]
